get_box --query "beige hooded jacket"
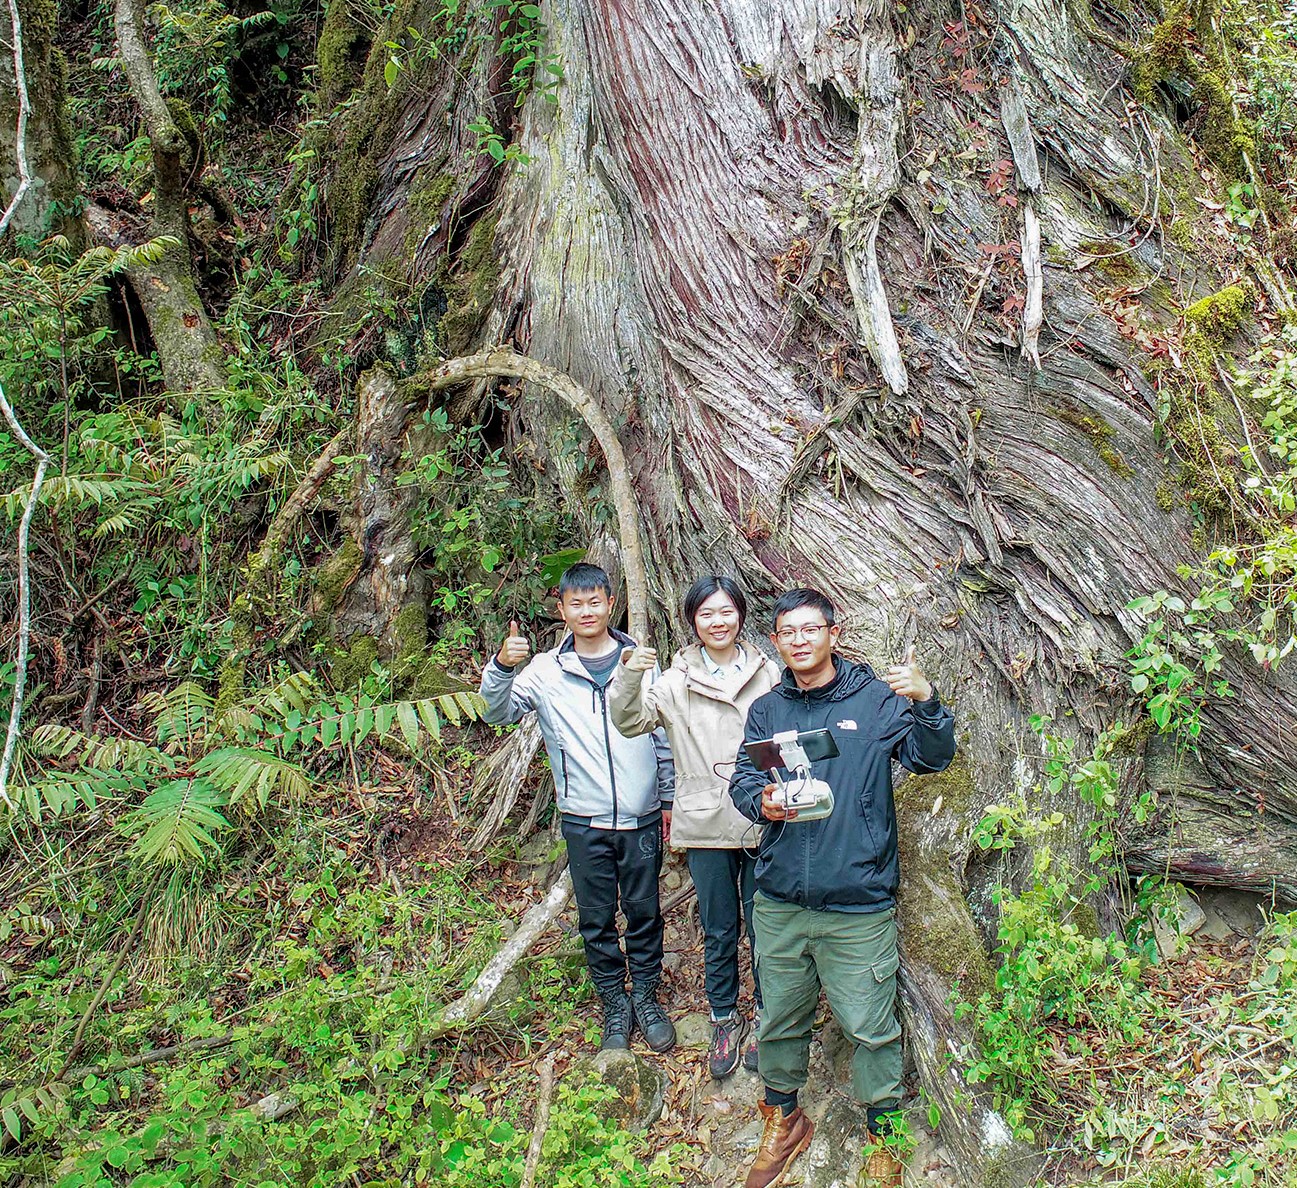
[609,642,781,849]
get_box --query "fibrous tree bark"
[314,0,1297,1178]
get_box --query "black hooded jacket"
[728,655,956,912]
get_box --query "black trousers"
[686,846,761,1017]
[561,817,664,994]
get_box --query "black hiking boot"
[599,987,634,1050]
[632,981,676,1053]
[708,1013,745,1079]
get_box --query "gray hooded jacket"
[479,629,674,829]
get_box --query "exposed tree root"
[468,714,544,851]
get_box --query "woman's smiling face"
[694,588,741,651]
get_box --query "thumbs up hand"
[497,620,531,669]
[886,645,933,702]
[620,645,658,673]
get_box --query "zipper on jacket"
[559,750,569,797]
[594,684,619,825]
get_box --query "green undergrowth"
[0,714,680,1185]
[960,722,1297,1181]
[1129,307,1297,741]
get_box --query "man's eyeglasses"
[774,624,829,644]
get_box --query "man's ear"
[829,623,841,644]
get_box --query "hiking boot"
[859,1137,903,1188]
[631,982,676,1052]
[599,988,634,1050]
[861,1125,902,1188]
[743,1100,814,1188]
[742,1011,760,1073]
[708,1013,745,1079]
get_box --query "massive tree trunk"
[314,0,1297,1178]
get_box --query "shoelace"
[637,997,668,1026]
[759,1109,785,1154]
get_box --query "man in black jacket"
[728,589,956,1188]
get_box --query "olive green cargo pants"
[753,892,902,1107]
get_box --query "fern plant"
[12,674,485,869]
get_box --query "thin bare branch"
[0,379,50,810]
[0,0,32,238]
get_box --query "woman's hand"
[621,645,658,672]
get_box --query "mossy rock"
[570,1050,665,1132]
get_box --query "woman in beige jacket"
[609,576,781,1078]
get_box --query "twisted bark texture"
[323,0,1297,1177]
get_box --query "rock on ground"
[572,1048,666,1132]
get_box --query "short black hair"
[771,588,836,631]
[682,575,748,636]
[558,562,613,599]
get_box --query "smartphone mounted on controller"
[744,728,837,821]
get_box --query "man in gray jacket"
[479,563,677,1052]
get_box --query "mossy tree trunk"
[0,0,82,246]
[110,0,226,397]
[314,0,1297,1177]
[333,367,427,651]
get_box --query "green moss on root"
[1130,2,1254,178]
[316,0,372,111]
[435,214,499,356]
[895,759,994,1000]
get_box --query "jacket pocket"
[856,789,879,852]
[674,774,723,811]
[558,749,570,796]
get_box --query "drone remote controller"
[765,730,835,821]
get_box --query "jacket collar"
[673,641,773,698]
[555,627,635,679]
[776,653,873,700]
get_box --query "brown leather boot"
[859,1132,903,1188]
[743,1101,814,1188]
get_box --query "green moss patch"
[316,0,373,112]
[1130,2,1255,178]
[1050,404,1135,478]
[895,759,994,999]
[1184,284,1249,343]
[434,214,499,357]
